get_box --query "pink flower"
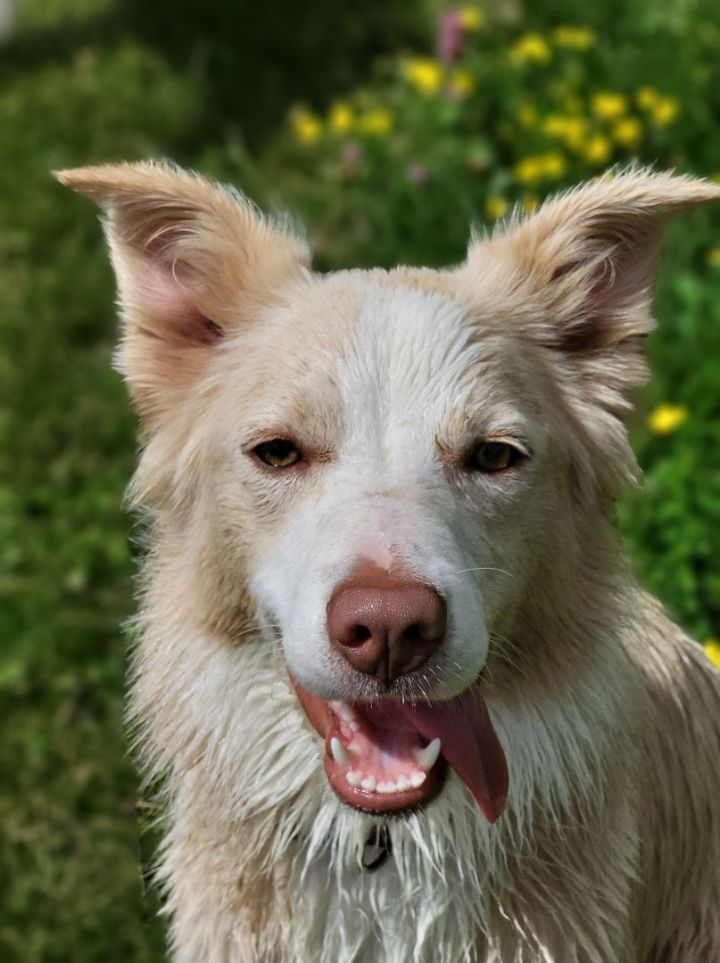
[340,141,363,175]
[437,10,464,65]
[406,164,429,186]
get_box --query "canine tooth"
[412,738,441,771]
[330,737,350,765]
[409,771,427,789]
[361,776,376,792]
[396,776,411,792]
[349,721,360,732]
[346,771,361,787]
[336,702,355,722]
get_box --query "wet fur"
[57,163,720,962]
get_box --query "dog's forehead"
[322,274,531,418]
[221,270,538,446]
[342,282,476,391]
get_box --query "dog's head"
[58,163,718,820]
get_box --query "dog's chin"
[289,672,510,821]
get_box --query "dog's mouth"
[291,676,509,819]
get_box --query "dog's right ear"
[55,162,310,422]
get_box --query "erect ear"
[465,169,720,404]
[55,161,310,421]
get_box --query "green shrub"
[269,6,720,266]
[0,35,201,963]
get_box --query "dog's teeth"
[378,780,397,794]
[361,775,376,792]
[330,737,350,765]
[412,738,441,771]
[396,776,411,792]
[346,771,361,787]
[349,721,360,732]
[409,771,427,788]
[335,702,355,722]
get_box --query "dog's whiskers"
[232,621,279,642]
[444,565,515,580]
[488,632,528,680]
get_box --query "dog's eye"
[253,439,302,469]
[468,441,524,473]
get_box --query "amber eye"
[253,438,303,469]
[468,441,524,473]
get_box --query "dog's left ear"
[466,169,719,394]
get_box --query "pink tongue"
[400,687,508,822]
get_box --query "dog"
[57,162,720,962]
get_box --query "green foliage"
[271,5,720,267]
[0,20,198,963]
[1,1,719,961]
[620,254,720,641]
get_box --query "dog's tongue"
[401,687,508,822]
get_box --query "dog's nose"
[327,562,446,685]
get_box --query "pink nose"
[327,562,447,685]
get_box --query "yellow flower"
[486,195,509,220]
[592,92,628,121]
[707,246,720,268]
[582,134,612,165]
[290,107,322,145]
[358,108,393,136]
[651,96,679,127]
[514,156,545,185]
[704,639,720,668]
[514,152,567,185]
[404,57,443,95]
[542,151,567,179]
[545,114,587,151]
[647,404,688,435]
[517,102,538,128]
[460,6,485,29]
[544,114,567,137]
[449,69,475,98]
[637,86,660,110]
[553,25,595,50]
[637,88,679,125]
[613,116,643,148]
[522,193,539,213]
[328,102,353,135]
[509,33,551,65]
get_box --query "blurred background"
[1,0,719,959]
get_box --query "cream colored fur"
[57,162,720,962]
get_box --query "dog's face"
[58,163,719,819]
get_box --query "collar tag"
[361,825,392,872]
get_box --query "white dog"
[59,162,720,962]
